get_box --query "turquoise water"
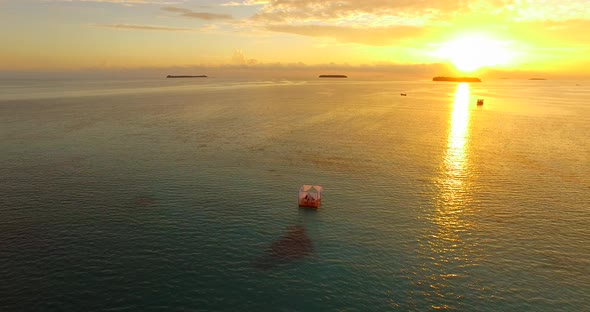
[1,78,589,311]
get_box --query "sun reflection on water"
[434,83,472,237]
[414,83,479,309]
[446,83,471,178]
[431,82,474,265]
[431,83,470,254]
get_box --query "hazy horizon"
[2,63,589,81]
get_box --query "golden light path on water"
[420,83,479,310]
[446,83,471,179]
[435,82,473,256]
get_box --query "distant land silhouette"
[166,75,207,78]
[319,75,348,78]
[433,76,481,82]
[529,78,547,80]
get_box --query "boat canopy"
[298,185,323,208]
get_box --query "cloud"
[251,0,589,24]
[489,19,590,48]
[162,6,233,20]
[243,0,590,48]
[96,23,198,32]
[265,24,423,46]
[221,0,268,6]
[45,0,184,4]
[252,0,465,24]
[231,49,258,65]
[243,1,476,45]
[508,1,590,22]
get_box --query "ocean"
[1,78,589,311]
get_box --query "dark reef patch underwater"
[253,225,314,270]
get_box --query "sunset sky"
[1,0,589,78]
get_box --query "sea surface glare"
[1,78,589,311]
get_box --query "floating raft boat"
[298,185,323,208]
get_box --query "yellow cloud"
[265,24,423,46]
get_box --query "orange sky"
[1,0,589,78]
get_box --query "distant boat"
[319,75,347,78]
[400,93,407,96]
[477,99,484,105]
[433,76,482,82]
[166,75,207,78]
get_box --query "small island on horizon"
[167,75,207,78]
[433,76,482,82]
[319,75,348,78]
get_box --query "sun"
[436,35,512,73]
